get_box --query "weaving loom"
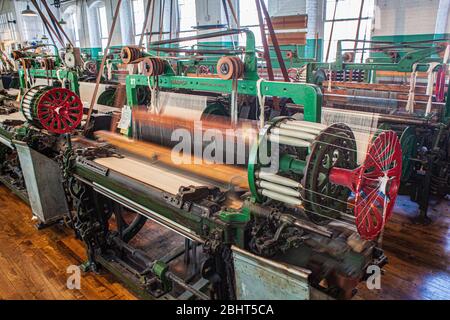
[38,29,404,300]
[0,26,407,300]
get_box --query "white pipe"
[271,128,317,141]
[279,123,322,135]
[257,171,302,189]
[268,135,312,148]
[257,181,301,198]
[288,120,327,129]
[261,190,303,206]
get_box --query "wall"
[268,0,325,61]
[373,0,450,42]
[195,0,239,47]
[0,0,19,46]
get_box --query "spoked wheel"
[21,86,83,134]
[329,131,402,240]
[37,88,83,134]
[303,124,358,224]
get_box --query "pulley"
[64,51,77,68]
[217,56,244,80]
[140,57,166,76]
[21,86,83,134]
[83,60,98,76]
[39,58,55,70]
[121,46,143,64]
[342,52,355,63]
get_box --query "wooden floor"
[0,186,136,300]
[0,185,449,300]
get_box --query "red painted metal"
[435,66,447,102]
[329,131,402,240]
[36,87,83,134]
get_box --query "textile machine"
[50,29,402,300]
[295,40,450,223]
[0,81,109,227]
[16,45,120,108]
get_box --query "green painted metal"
[247,117,308,203]
[232,247,310,300]
[152,260,171,292]
[218,207,250,248]
[306,39,447,83]
[247,136,262,203]
[126,75,322,122]
[268,39,323,68]
[74,163,249,247]
[18,69,80,95]
[81,47,102,59]
[280,154,306,175]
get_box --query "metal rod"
[353,0,365,60]
[326,0,339,62]
[259,0,290,82]
[255,0,275,82]
[133,0,154,74]
[226,0,240,29]
[150,28,245,46]
[167,272,209,300]
[149,47,241,55]
[279,123,322,135]
[40,0,75,47]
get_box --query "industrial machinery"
[44,29,402,300]
[290,39,450,223]
[304,39,449,85]
[16,45,121,108]
[0,85,85,227]
[63,116,398,300]
[0,26,406,300]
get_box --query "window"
[68,12,80,47]
[179,0,197,48]
[324,0,375,62]
[239,0,268,48]
[98,5,109,50]
[0,13,17,42]
[132,0,146,45]
[62,6,81,47]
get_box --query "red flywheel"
[36,87,83,134]
[329,131,402,240]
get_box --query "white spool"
[268,135,312,148]
[270,128,317,141]
[261,189,303,206]
[257,171,302,189]
[257,181,301,198]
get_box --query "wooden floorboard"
[0,185,449,300]
[0,185,136,300]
